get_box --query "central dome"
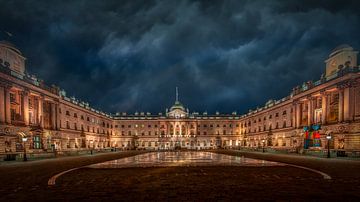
[170,100,185,111]
[167,87,188,118]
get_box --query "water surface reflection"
[88,152,285,168]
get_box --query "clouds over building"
[1,0,359,114]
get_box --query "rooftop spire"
[176,87,179,102]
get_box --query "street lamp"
[262,139,265,153]
[22,137,28,161]
[326,134,332,158]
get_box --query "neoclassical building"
[0,40,359,159]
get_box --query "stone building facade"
[0,41,359,159]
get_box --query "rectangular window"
[33,136,42,149]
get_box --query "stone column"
[343,87,350,121]
[348,87,355,122]
[307,98,313,126]
[51,102,56,129]
[173,123,175,136]
[338,89,344,122]
[38,95,44,127]
[55,104,60,130]
[292,105,296,128]
[0,86,5,123]
[296,102,301,128]
[22,90,29,126]
[5,86,11,124]
[321,93,327,124]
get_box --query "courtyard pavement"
[0,150,359,201]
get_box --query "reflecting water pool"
[87,152,285,168]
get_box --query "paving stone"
[0,150,360,201]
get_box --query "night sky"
[1,0,359,115]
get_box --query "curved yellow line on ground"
[286,164,331,180]
[48,167,83,186]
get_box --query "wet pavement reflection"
[87,151,285,168]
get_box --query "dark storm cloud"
[1,0,359,114]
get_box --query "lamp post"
[326,134,332,158]
[262,139,265,153]
[22,137,28,161]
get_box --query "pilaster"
[307,96,313,126]
[22,89,29,126]
[0,85,5,123]
[338,88,344,123]
[321,91,327,125]
[51,102,56,130]
[295,101,301,128]
[5,85,12,124]
[38,94,44,128]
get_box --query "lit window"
[33,136,41,149]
